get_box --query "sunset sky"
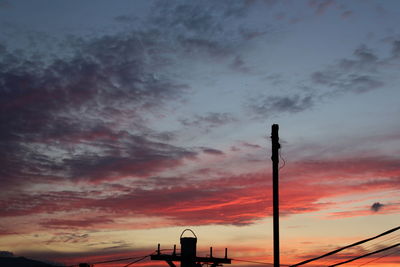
[0,0,399,266]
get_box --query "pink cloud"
[1,156,399,230]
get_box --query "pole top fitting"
[180,229,197,239]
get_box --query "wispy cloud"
[246,39,400,119]
[179,112,237,130]
[2,154,398,229]
[308,0,336,15]
[0,25,199,189]
[310,43,399,94]
[246,94,314,118]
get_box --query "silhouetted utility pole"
[151,229,231,267]
[271,124,281,267]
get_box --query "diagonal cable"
[290,226,400,266]
[328,243,399,267]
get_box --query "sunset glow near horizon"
[0,1,399,266]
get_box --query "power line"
[358,247,400,266]
[358,249,399,267]
[232,258,291,266]
[278,148,286,170]
[321,233,400,266]
[361,233,400,251]
[91,254,151,265]
[66,252,155,267]
[232,258,274,266]
[328,243,399,266]
[290,225,400,266]
[123,255,150,267]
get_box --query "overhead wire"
[89,254,151,265]
[5,221,398,267]
[278,146,286,170]
[357,247,400,266]
[66,251,156,267]
[327,243,399,266]
[289,225,400,266]
[122,255,151,267]
[231,258,274,266]
[232,258,290,266]
[356,234,400,265]
[320,233,400,266]
[361,233,400,251]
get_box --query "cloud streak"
[1,154,398,231]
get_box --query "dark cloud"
[1,1,271,190]
[264,73,284,86]
[180,112,237,129]
[241,142,262,149]
[392,40,400,58]
[178,37,231,58]
[311,72,384,93]
[0,0,11,8]
[0,25,199,188]
[150,0,251,32]
[375,4,388,17]
[230,55,251,73]
[86,240,130,250]
[42,218,114,230]
[239,28,268,41]
[371,202,384,212]
[247,94,314,118]
[62,135,196,181]
[341,10,353,19]
[346,75,384,93]
[201,147,225,156]
[150,1,221,34]
[310,44,387,94]
[334,45,379,72]
[45,232,90,245]
[144,0,266,61]
[351,45,378,67]
[0,191,89,217]
[230,146,240,152]
[308,0,335,15]
[114,15,138,24]
[0,1,283,235]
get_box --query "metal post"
[271,124,280,267]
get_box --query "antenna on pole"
[151,230,231,267]
[271,124,280,267]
